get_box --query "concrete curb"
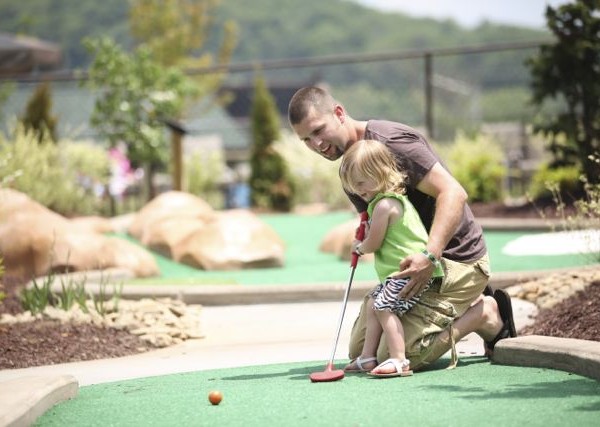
[0,375,78,427]
[493,335,600,382]
[53,265,596,306]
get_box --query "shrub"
[0,126,110,216]
[528,163,582,201]
[276,131,350,210]
[444,132,507,202]
[184,150,226,209]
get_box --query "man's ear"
[334,104,345,124]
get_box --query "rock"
[0,189,159,279]
[173,209,286,270]
[128,191,216,241]
[507,267,600,309]
[70,216,115,234]
[320,218,374,263]
[0,297,205,349]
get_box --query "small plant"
[55,274,89,313]
[533,155,600,263]
[91,272,123,316]
[20,273,56,315]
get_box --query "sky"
[352,0,570,29]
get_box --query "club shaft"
[327,266,356,364]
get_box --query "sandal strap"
[375,358,410,373]
[356,356,377,370]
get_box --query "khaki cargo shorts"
[348,253,490,370]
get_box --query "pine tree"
[249,74,294,211]
[21,82,58,143]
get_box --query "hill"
[0,0,551,134]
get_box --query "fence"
[1,40,553,208]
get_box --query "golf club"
[310,211,368,383]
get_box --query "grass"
[108,211,597,287]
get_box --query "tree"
[249,74,294,211]
[526,0,600,185]
[83,37,197,199]
[20,82,58,143]
[128,0,237,100]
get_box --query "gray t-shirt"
[347,120,487,263]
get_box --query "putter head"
[309,368,345,383]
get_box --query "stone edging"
[0,375,78,427]
[493,335,600,382]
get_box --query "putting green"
[35,358,600,426]
[113,211,597,286]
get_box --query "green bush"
[0,126,110,216]
[184,150,226,209]
[528,164,582,200]
[444,132,507,202]
[276,131,350,210]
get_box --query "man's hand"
[393,253,435,299]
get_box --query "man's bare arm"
[395,162,467,299]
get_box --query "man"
[288,86,516,373]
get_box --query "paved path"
[5,291,600,427]
[0,298,537,387]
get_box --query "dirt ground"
[1,202,598,370]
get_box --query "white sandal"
[344,356,378,373]
[368,358,413,378]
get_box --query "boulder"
[0,189,158,279]
[100,237,159,278]
[174,209,285,270]
[320,217,373,263]
[71,216,115,234]
[128,191,216,241]
[141,216,207,258]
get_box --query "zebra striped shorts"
[369,277,433,315]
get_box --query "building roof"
[0,33,63,76]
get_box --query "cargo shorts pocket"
[406,292,457,343]
[404,293,458,362]
[415,293,457,330]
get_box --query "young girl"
[339,139,444,377]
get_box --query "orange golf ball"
[208,390,223,405]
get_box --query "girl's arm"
[353,198,403,254]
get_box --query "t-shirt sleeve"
[385,132,439,187]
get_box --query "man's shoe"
[484,288,517,356]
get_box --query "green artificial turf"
[112,211,597,286]
[36,358,600,427]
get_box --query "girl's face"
[350,171,379,202]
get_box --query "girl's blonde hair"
[339,139,407,196]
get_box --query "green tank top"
[367,192,444,282]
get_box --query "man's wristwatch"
[421,249,440,267]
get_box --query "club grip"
[350,211,369,267]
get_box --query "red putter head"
[309,362,345,383]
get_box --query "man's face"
[291,105,349,161]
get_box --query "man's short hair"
[288,86,335,125]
